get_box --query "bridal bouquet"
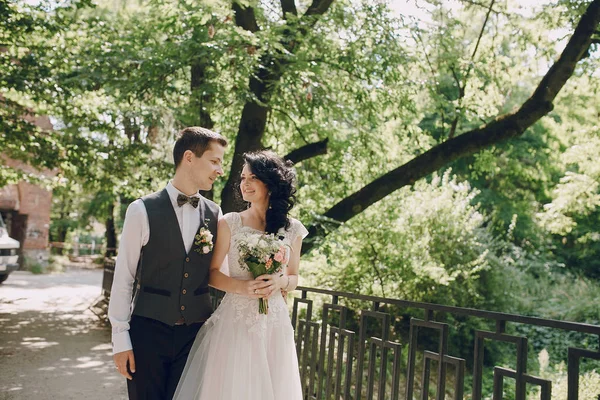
[238,233,289,314]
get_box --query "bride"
[173,150,307,400]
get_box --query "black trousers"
[127,315,203,400]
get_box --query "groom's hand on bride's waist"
[114,350,136,380]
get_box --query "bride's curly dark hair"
[240,151,297,234]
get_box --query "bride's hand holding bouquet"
[238,233,290,314]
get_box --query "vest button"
[184,273,189,278]
[180,305,185,311]
[186,257,190,262]
[182,289,187,295]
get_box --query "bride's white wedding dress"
[173,212,307,400]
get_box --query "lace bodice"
[222,212,308,280]
[205,213,308,338]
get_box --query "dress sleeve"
[222,212,238,231]
[292,219,309,241]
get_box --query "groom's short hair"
[173,127,227,169]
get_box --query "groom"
[108,127,227,400]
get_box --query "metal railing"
[290,286,600,400]
[49,242,114,264]
[101,259,600,399]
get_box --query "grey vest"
[131,188,218,325]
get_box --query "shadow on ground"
[0,269,127,400]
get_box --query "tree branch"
[233,1,259,32]
[448,65,463,139]
[468,0,495,68]
[272,107,310,143]
[304,0,335,17]
[449,0,494,140]
[369,243,386,298]
[280,0,297,19]
[302,0,600,254]
[284,138,328,164]
[457,0,508,16]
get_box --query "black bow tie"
[177,194,200,208]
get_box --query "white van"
[0,213,20,283]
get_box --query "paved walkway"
[0,268,127,399]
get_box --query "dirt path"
[0,268,128,400]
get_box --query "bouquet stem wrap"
[246,261,271,314]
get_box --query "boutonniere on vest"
[194,220,214,254]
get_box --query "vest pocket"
[193,287,209,296]
[143,286,172,297]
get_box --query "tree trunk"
[191,57,214,130]
[105,202,117,257]
[221,97,269,212]
[147,125,159,144]
[221,0,336,212]
[55,222,68,255]
[51,188,73,255]
[124,118,140,143]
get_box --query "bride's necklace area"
[241,210,266,232]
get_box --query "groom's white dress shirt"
[108,181,223,354]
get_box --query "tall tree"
[219,0,336,211]
[2,0,599,258]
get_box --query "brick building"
[0,115,55,267]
